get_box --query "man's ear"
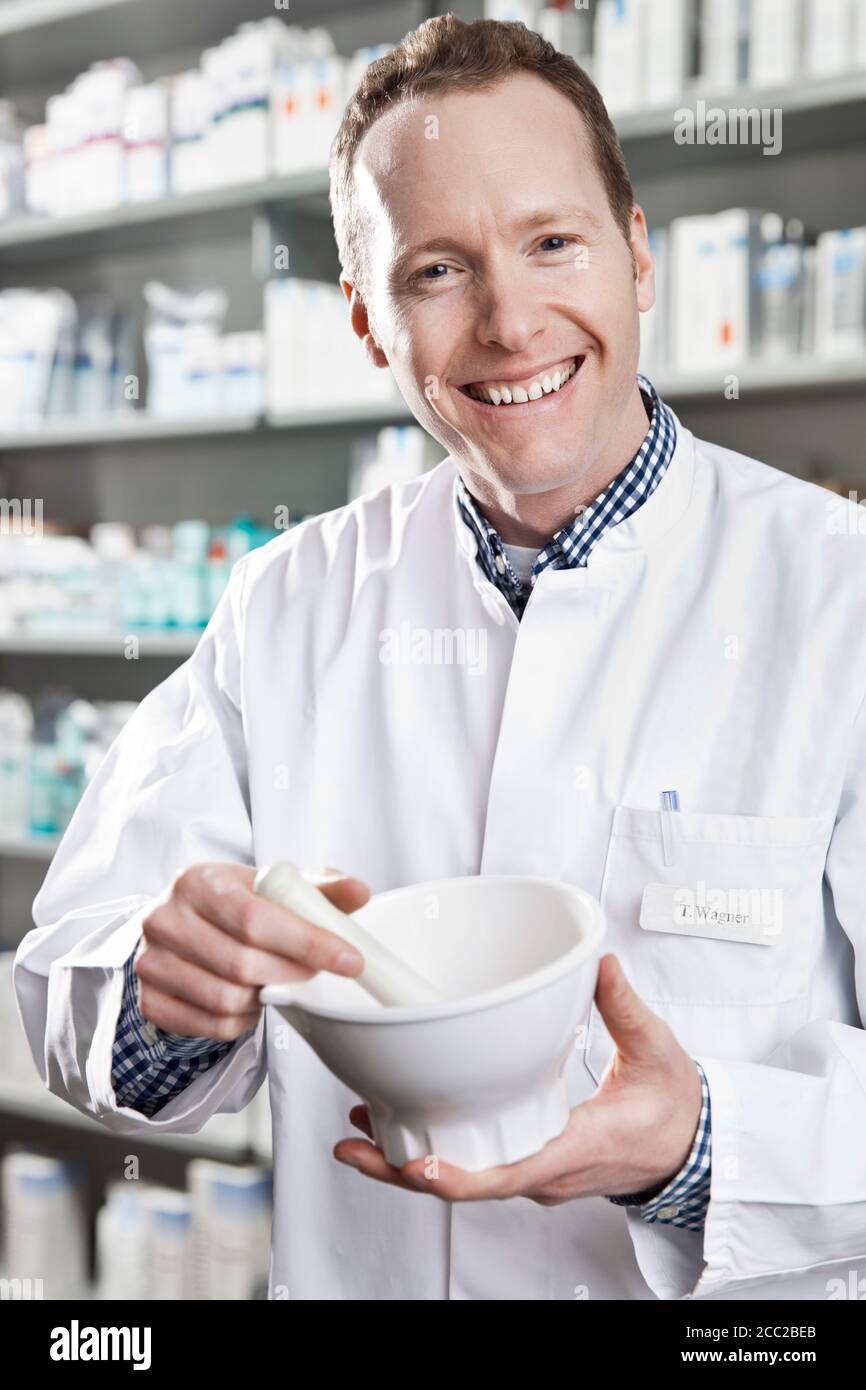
[629,205,656,315]
[340,275,389,369]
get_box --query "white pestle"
[253,861,445,1008]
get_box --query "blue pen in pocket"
[659,789,679,867]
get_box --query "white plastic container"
[1,1152,88,1299]
[144,1188,193,1300]
[749,0,804,88]
[169,70,213,196]
[187,1162,272,1300]
[594,0,646,114]
[95,1182,151,1300]
[815,227,866,357]
[124,82,169,203]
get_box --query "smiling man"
[15,16,866,1302]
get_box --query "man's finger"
[594,953,666,1058]
[138,981,260,1043]
[348,1103,374,1138]
[177,869,367,975]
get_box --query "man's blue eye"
[540,237,571,251]
[421,264,449,279]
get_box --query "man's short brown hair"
[329,13,635,300]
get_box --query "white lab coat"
[14,408,866,1300]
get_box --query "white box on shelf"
[670,209,764,370]
[217,23,282,186]
[187,1160,272,1301]
[75,59,140,213]
[748,0,804,89]
[45,90,80,217]
[714,207,765,365]
[483,1,542,23]
[2,1152,89,1300]
[803,0,857,78]
[538,3,592,59]
[23,123,52,217]
[169,69,214,197]
[698,0,749,92]
[265,276,305,414]
[815,227,866,357]
[594,0,646,115]
[266,277,400,417]
[644,0,697,109]
[669,213,722,369]
[271,62,302,175]
[273,55,346,176]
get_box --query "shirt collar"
[454,374,677,617]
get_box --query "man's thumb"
[594,953,656,1056]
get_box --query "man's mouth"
[457,355,584,407]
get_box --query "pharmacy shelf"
[0,0,135,33]
[0,631,199,656]
[0,171,332,265]
[0,70,862,264]
[1,362,861,453]
[265,400,413,429]
[615,72,866,174]
[617,72,866,141]
[0,829,58,860]
[0,1077,251,1158]
[0,400,413,449]
[0,412,261,449]
[0,0,388,90]
[654,356,866,402]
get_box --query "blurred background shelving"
[0,0,865,1299]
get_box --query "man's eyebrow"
[389,205,602,278]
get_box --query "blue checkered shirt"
[111,372,710,1230]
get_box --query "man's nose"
[474,260,562,351]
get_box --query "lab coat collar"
[449,405,696,583]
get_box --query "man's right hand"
[134,863,370,1042]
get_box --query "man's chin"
[467,460,589,497]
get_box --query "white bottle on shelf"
[593,0,647,114]
[749,0,804,89]
[144,1187,194,1300]
[187,1161,272,1300]
[123,81,169,204]
[95,1181,151,1300]
[1,1151,88,1300]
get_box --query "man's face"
[344,71,654,498]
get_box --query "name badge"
[639,881,783,947]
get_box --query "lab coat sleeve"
[624,692,866,1299]
[12,563,267,1138]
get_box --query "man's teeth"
[465,357,580,405]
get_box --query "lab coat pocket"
[584,805,834,1081]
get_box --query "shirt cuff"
[607,1060,711,1231]
[121,941,231,1059]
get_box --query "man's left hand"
[333,953,702,1204]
